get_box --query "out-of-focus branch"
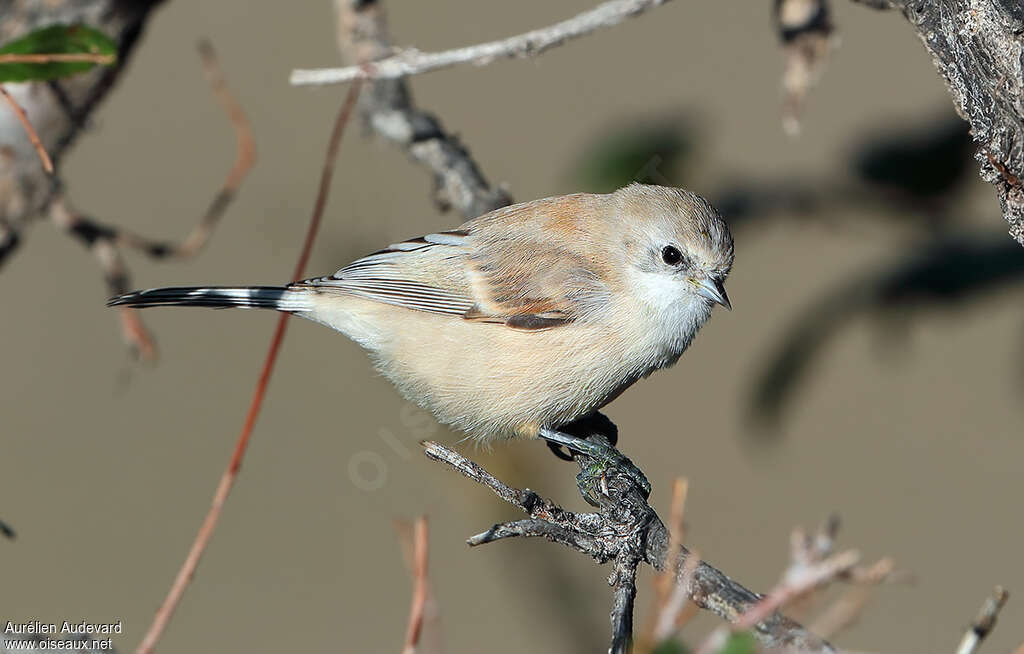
[0,4,259,356]
[400,517,431,654]
[773,0,836,136]
[0,84,53,172]
[845,0,1024,245]
[423,412,836,654]
[40,41,254,358]
[0,0,165,227]
[295,0,673,86]
[332,0,511,220]
[955,587,1009,654]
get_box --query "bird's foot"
[538,426,651,498]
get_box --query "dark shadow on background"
[567,112,700,193]
[567,110,1023,439]
[747,235,1024,430]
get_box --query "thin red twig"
[135,78,363,654]
[402,516,430,654]
[0,85,53,173]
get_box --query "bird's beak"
[692,276,732,310]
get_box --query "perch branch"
[294,0,674,86]
[422,413,835,654]
[332,0,511,219]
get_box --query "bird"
[109,183,733,475]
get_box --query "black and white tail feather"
[107,229,477,318]
[108,286,314,312]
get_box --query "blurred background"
[2,1,1023,652]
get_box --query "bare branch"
[332,0,511,219]
[955,587,1009,654]
[0,85,53,173]
[41,41,254,359]
[422,411,836,654]
[846,0,1024,245]
[294,0,674,86]
[809,557,897,639]
[773,0,836,136]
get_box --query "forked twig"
[422,411,836,654]
[46,41,256,358]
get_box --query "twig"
[0,85,53,173]
[639,478,694,651]
[773,0,835,136]
[955,587,1009,654]
[693,522,859,654]
[0,517,14,540]
[133,79,363,654]
[49,195,157,359]
[45,41,255,358]
[333,0,511,219]
[401,516,430,654]
[421,411,835,654]
[734,549,861,631]
[293,0,673,86]
[809,557,896,639]
[609,554,641,654]
[109,40,255,260]
[0,52,116,65]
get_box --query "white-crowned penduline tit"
[109,183,733,477]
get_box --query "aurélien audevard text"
[3,620,122,650]
[4,621,121,635]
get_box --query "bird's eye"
[661,245,683,266]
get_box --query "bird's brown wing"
[459,194,611,329]
[292,195,611,331]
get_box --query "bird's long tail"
[107,286,314,312]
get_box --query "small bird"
[110,184,733,466]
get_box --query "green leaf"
[652,637,692,654]
[0,24,116,83]
[716,632,757,654]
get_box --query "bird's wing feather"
[293,196,610,330]
[292,231,476,316]
[460,195,611,327]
